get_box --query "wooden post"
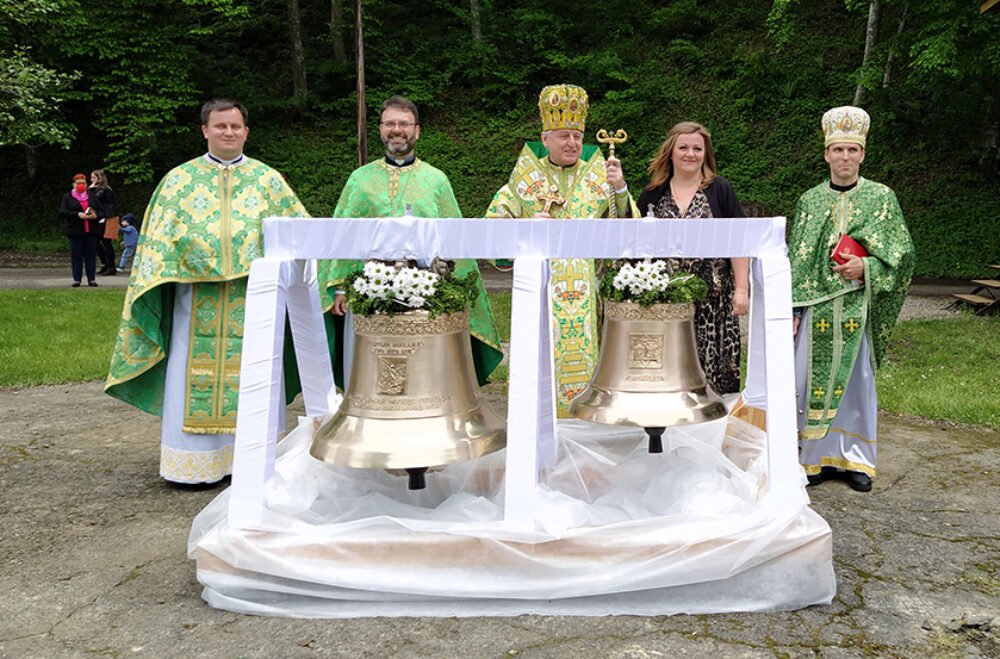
[355,0,367,166]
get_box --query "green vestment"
[105,156,309,437]
[316,158,504,384]
[789,177,914,440]
[485,142,639,417]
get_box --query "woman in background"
[636,122,749,394]
[58,173,101,287]
[90,169,119,276]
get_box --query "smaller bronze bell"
[569,301,726,452]
[310,310,506,489]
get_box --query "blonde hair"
[646,121,717,190]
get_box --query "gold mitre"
[822,106,870,148]
[538,84,589,132]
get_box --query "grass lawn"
[2,287,997,430]
[0,288,126,388]
[876,315,1000,427]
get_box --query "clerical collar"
[205,152,246,167]
[384,154,416,168]
[829,180,858,192]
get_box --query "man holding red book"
[788,106,915,492]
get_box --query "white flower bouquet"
[599,259,708,307]
[343,259,479,317]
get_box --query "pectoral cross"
[536,185,566,215]
[596,128,628,158]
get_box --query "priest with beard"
[317,95,504,387]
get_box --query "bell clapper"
[406,467,428,490]
[645,427,666,453]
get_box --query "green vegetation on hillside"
[2,1,999,276]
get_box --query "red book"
[830,234,868,265]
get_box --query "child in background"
[117,213,139,272]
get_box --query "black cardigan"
[636,175,745,219]
[59,193,103,237]
[88,185,117,218]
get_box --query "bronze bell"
[310,310,506,489]
[568,301,727,452]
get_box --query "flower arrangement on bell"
[343,258,480,317]
[571,259,725,452]
[598,259,709,307]
[311,256,506,491]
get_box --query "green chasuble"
[105,156,309,433]
[789,177,914,439]
[485,142,639,417]
[316,158,504,384]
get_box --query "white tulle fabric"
[189,415,834,617]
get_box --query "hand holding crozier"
[597,128,628,190]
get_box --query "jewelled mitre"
[822,106,870,147]
[538,84,589,132]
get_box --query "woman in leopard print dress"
[636,122,749,394]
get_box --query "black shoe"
[806,466,832,487]
[843,471,872,492]
[71,281,81,288]
[87,280,99,287]
[99,269,115,276]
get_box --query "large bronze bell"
[310,310,506,489]
[569,301,727,452]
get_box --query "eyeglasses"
[380,121,417,130]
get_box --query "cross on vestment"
[536,185,566,215]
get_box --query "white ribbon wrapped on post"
[228,216,794,530]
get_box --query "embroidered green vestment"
[105,157,309,433]
[485,142,639,417]
[789,178,914,439]
[316,158,504,384]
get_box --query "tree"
[330,0,348,66]
[287,0,308,111]
[53,0,248,182]
[0,0,79,179]
[0,49,78,179]
[853,1,881,105]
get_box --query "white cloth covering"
[189,415,834,617]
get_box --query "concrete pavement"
[0,381,998,657]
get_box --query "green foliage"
[343,265,481,318]
[598,262,709,307]
[1,0,998,277]
[0,1,80,150]
[0,47,78,149]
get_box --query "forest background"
[1,0,998,278]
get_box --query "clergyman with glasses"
[317,95,504,388]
